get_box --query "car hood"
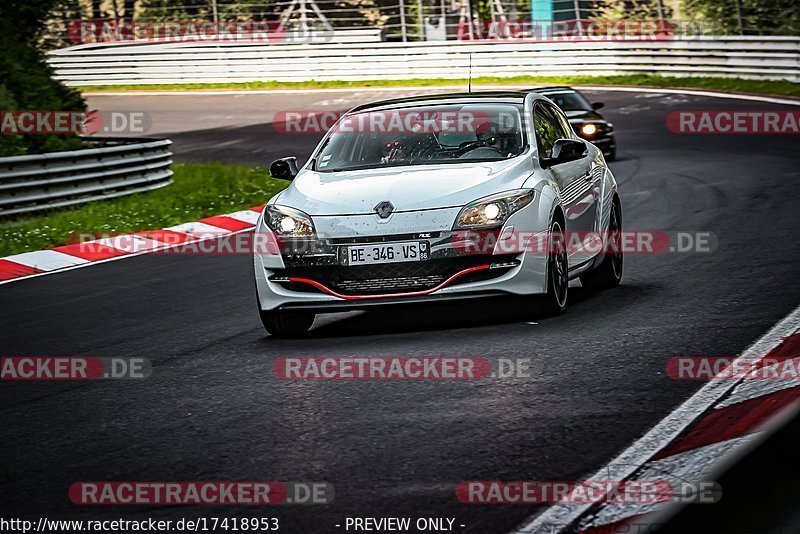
[274,157,533,215]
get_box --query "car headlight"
[580,123,598,136]
[454,190,534,230]
[264,205,316,237]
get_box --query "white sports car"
[254,91,622,337]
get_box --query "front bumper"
[255,230,549,313]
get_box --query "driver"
[474,120,500,148]
[473,119,518,157]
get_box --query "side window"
[533,104,561,159]
[548,104,574,139]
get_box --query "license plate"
[340,241,429,266]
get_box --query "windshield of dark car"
[540,91,592,112]
[313,103,526,172]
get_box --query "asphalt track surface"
[1,89,799,533]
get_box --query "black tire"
[605,146,617,161]
[536,218,569,317]
[580,200,623,291]
[259,308,315,338]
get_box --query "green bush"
[0,0,86,157]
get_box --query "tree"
[0,0,86,156]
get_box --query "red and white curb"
[0,205,264,285]
[510,304,800,534]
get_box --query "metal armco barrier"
[0,138,173,217]
[47,36,800,85]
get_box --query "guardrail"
[47,36,800,85]
[0,138,173,217]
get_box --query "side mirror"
[591,101,605,110]
[544,139,587,167]
[269,157,299,181]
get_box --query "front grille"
[274,254,517,296]
[336,275,445,293]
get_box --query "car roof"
[349,91,532,113]
[526,86,578,94]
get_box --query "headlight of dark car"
[576,121,613,137]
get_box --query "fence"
[44,0,798,47]
[47,36,800,86]
[0,138,173,217]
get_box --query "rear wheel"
[580,200,623,291]
[259,308,315,338]
[536,219,569,317]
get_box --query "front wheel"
[259,308,315,338]
[535,219,569,317]
[580,201,623,291]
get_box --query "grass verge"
[78,74,800,98]
[0,162,288,257]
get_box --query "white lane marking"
[511,305,800,533]
[575,86,800,107]
[224,209,261,225]
[82,86,800,107]
[5,250,90,270]
[166,221,232,236]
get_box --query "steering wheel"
[453,141,504,158]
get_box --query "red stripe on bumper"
[288,264,492,301]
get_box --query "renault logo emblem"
[374,201,394,219]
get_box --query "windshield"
[313,103,526,172]
[540,91,592,112]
